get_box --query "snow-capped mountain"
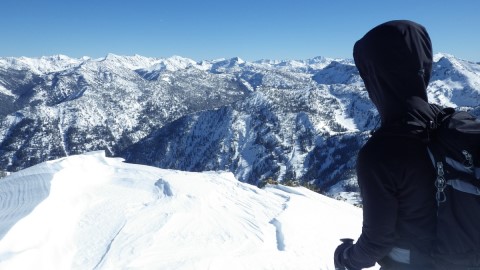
[0,151,372,270]
[0,54,250,170]
[122,53,480,193]
[1,53,479,195]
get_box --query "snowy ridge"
[0,55,84,74]
[0,151,369,270]
[429,53,480,108]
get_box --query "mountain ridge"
[1,53,479,196]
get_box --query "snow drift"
[0,151,375,269]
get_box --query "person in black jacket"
[334,20,441,270]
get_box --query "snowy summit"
[0,151,374,270]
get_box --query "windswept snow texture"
[0,151,375,270]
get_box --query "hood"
[353,20,435,126]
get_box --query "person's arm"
[343,147,399,269]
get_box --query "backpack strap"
[426,107,458,205]
[427,148,447,204]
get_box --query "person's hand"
[334,238,354,270]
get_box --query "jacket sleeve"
[345,146,399,269]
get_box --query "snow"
[0,55,83,74]
[0,84,12,96]
[334,109,358,132]
[0,151,377,270]
[146,55,197,72]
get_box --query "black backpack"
[427,107,480,268]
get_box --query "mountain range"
[1,53,479,197]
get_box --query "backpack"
[426,107,480,268]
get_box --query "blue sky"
[1,0,479,61]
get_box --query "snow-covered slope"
[429,53,480,108]
[0,151,373,270]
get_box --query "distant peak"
[41,54,71,60]
[309,56,327,61]
[168,55,190,60]
[104,53,120,60]
[231,57,245,64]
[433,52,455,62]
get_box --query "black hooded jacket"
[346,20,441,269]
